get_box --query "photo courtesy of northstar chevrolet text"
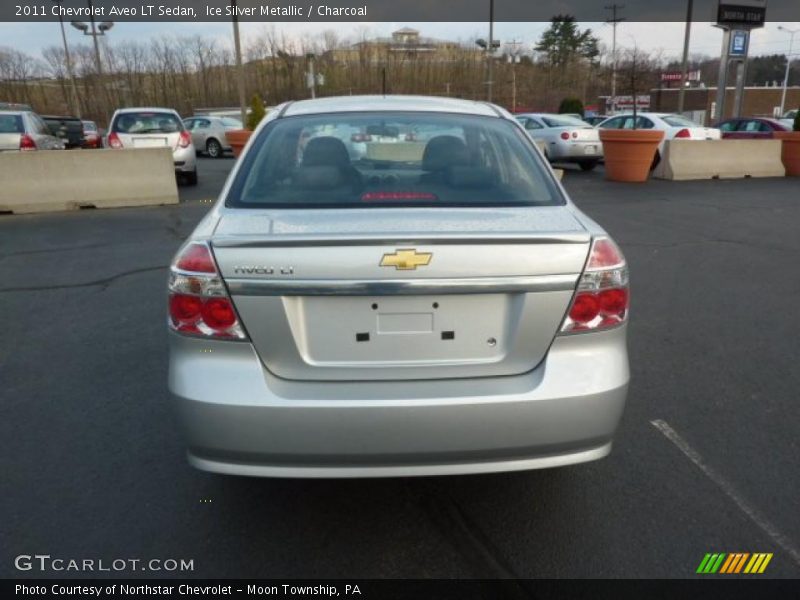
[2,0,800,593]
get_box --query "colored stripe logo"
[696,553,773,574]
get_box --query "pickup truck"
[42,115,85,149]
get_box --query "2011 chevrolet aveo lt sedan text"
[167,96,629,478]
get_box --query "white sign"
[611,95,651,110]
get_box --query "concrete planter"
[599,129,665,183]
[227,129,252,158]
[774,131,800,177]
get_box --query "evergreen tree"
[535,16,599,68]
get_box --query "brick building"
[650,86,800,124]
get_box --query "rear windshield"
[0,114,23,134]
[82,121,97,131]
[113,112,182,134]
[221,117,242,128]
[662,115,700,128]
[226,112,563,209]
[542,115,588,128]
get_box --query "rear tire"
[578,159,599,171]
[650,150,661,171]
[206,138,223,159]
[184,171,198,186]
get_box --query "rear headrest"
[302,136,351,168]
[422,135,469,172]
[445,166,495,189]
[292,165,344,190]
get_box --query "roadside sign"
[730,30,749,56]
[661,70,701,82]
[716,1,767,29]
[611,95,651,111]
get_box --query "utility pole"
[230,0,247,125]
[605,4,625,114]
[677,0,694,114]
[52,0,81,117]
[778,26,798,116]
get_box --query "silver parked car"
[107,107,197,185]
[515,113,603,170]
[168,95,630,478]
[184,115,242,158]
[0,108,65,152]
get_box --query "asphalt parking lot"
[2,157,799,579]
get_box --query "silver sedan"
[184,115,242,158]
[168,95,629,478]
[516,113,603,170]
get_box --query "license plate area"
[132,137,167,148]
[284,294,518,367]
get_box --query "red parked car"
[716,117,790,139]
[82,120,103,148]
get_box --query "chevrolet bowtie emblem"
[380,249,433,270]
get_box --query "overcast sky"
[0,21,798,62]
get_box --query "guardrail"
[653,139,785,181]
[0,148,179,214]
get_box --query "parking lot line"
[650,419,800,567]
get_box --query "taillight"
[178,130,191,148]
[675,128,691,139]
[560,237,629,334]
[560,131,570,140]
[168,242,247,340]
[108,132,123,149]
[572,131,578,138]
[19,134,36,151]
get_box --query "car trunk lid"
[212,207,590,381]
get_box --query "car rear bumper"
[550,141,604,160]
[168,325,629,478]
[173,146,196,173]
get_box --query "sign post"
[714,1,766,121]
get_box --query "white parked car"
[515,113,603,171]
[779,109,797,129]
[597,113,721,170]
[107,107,198,185]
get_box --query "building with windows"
[329,28,471,64]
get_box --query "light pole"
[475,36,500,102]
[506,40,523,113]
[475,0,498,102]
[487,0,494,102]
[230,0,247,126]
[70,1,112,82]
[306,53,317,99]
[52,0,81,118]
[778,26,798,116]
[605,4,625,113]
